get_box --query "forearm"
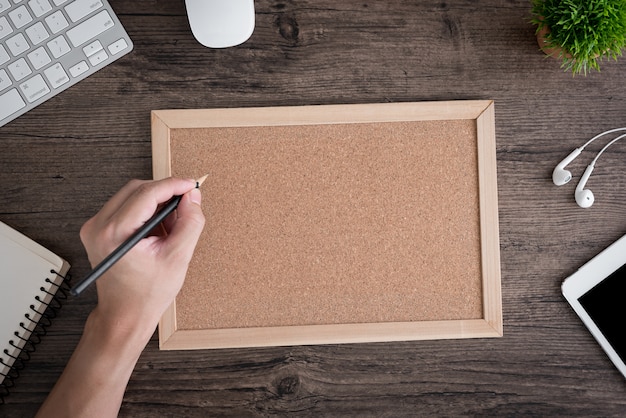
[37,178,204,416]
[36,309,155,418]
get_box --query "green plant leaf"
[532,0,626,74]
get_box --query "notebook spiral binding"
[0,269,71,404]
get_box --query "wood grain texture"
[1,0,625,415]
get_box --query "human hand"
[79,177,205,336]
[37,178,205,418]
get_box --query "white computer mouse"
[185,0,255,48]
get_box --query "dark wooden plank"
[2,0,626,416]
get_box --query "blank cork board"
[151,101,502,350]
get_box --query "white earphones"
[552,147,582,186]
[553,128,626,208]
[574,163,595,208]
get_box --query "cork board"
[151,101,502,350]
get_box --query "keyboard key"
[0,69,11,90]
[0,88,26,121]
[28,0,52,17]
[107,38,127,55]
[25,21,50,45]
[68,59,87,76]
[27,45,50,69]
[47,34,70,58]
[9,5,33,29]
[43,62,69,88]
[8,57,32,80]
[0,0,11,13]
[88,48,106,65]
[19,73,50,102]
[82,39,102,57]
[45,10,69,34]
[66,9,113,47]
[7,32,29,56]
[65,0,103,22]
[53,0,68,5]
[0,16,14,40]
[0,45,9,65]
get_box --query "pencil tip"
[196,174,209,188]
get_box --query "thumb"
[164,188,205,261]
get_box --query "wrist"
[86,306,156,354]
[36,306,156,417]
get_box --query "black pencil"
[70,175,208,296]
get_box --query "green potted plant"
[531,0,626,75]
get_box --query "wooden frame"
[152,101,502,350]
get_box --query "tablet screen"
[578,263,626,364]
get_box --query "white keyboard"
[0,0,132,127]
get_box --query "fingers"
[162,188,205,264]
[81,180,147,242]
[108,177,197,244]
[82,177,197,249]
[95,179,149,223]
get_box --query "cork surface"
[170,119,483,330]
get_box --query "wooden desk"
[2,0,625,415]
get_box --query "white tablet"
[562,234,626,379]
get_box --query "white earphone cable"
[590,133,626,166]
[581,127,626,149]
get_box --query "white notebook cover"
[0,221,70,384]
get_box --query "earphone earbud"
[552,147,582,185]
[574,164,595,208]
[552,128,626,208]
[575,189,594,208]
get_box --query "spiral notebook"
[0,221,70,401]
